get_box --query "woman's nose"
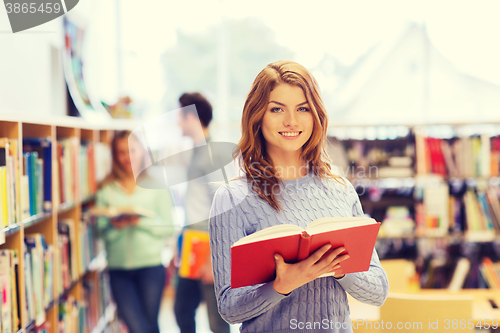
[284,111,298,127]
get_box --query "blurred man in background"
[174,92,230,333]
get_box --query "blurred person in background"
[173,93,231,333]
[96,130,174,333]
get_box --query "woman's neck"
[268,153,308,180]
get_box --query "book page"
[232,224,303,246]
[305,217,377,235]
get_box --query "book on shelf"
[80,140,97,198]
[58,219,78,284]
[89,206,156,219]
[379,206,414,237]
[78,219,103,274]
[480,257,500,289]
[0,249,20,333]
[230,217,381,289]
[178,229,211,279]
[0,137,21,227]
[57,138,78,205]
[23,137,52,212]
[59,295,85,333]
[94,142,112,184]
[415,182,450,236]
[448,257,470,291]
[24,250,35,326]
[25,233,53,326]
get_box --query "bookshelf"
[329,122,500,289]
[0,113,137,333]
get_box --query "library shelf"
[3,222,21,237]
[58,201,78,214]
[22,211,53,229]
[0,114,127,332]
[331,122,500,289]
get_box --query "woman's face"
[115,137,144,176]
[261,84,314,160]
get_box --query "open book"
[89,206,156,219]
[231,217,381,288]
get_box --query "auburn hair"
[233,60,344,211]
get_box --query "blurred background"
[2,0,500,332]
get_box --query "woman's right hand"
[272,244,350,295]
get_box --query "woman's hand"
[272,244,350,295]
[110,215,140,229]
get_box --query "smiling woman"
[208,60,389,333]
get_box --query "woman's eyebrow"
[268,101,309,106]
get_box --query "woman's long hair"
[98,130,145,190]
[234,60,344,211]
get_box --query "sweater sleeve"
[335,180,389,306]
[135,189,174,238]
[209,184,290,325]
[95,188,123,244]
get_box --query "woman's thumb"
[274,254,283,264]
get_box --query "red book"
[230,217,381,289]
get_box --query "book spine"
[297,231,311,261]
[43,143,52,212]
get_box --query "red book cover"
[230,217,380,289]
[434,138,447,176]
[426,138,447,176]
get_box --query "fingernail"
[274,254,278,260]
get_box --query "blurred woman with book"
[95,130,174,333]
[209,61,389,332]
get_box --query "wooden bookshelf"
[0,113,137,333]
[330,122,500,289]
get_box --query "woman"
[95,130,174,333]
[209,61,389,333]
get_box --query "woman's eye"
[298,107,310,112]
[270,107,283,113]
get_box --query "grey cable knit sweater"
[209,169,389,333]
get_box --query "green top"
[95,178,174,270]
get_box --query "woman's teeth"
[280,132,300,137]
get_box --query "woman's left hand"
[272,244,349,295]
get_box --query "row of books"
[341,137,415,179]
[416,134,500,178]
[0,136,112,227]
[339,134,500,180]
[21,218,104,331]
[415,183,500,240]
[24,233,54,327]
[83,272,113,333]
[480,257,500,289]
[58,295,86,333]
